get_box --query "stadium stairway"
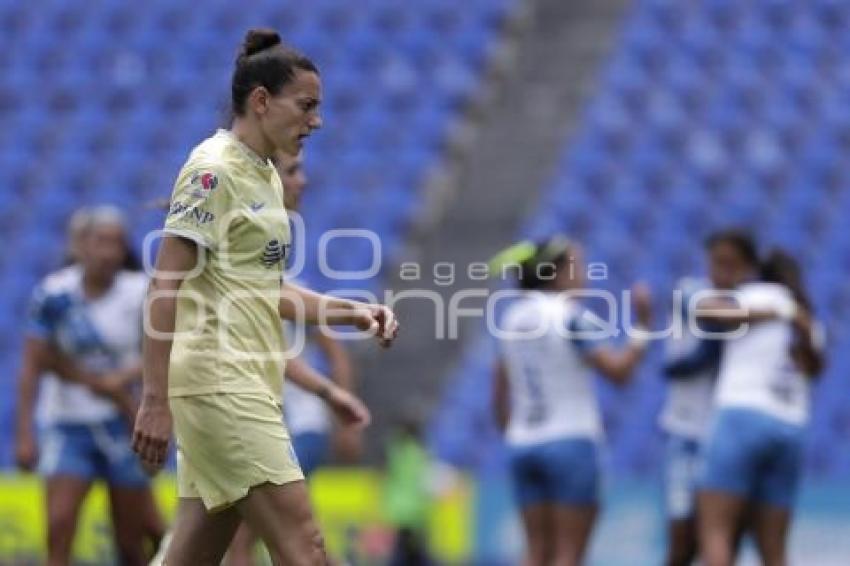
[357,0,630,458]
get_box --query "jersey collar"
[220,129,273,171]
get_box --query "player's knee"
[46,508,77,545]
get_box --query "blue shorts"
[292,431,330,477]
[509,437,601,507]
[700,408,803,509]
[38,417,149,488]
[664,434,703,521]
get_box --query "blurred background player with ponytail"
[14,207,165,566]
[696,232,825,566]
[491,236,653,566]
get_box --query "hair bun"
[240,28,281,59]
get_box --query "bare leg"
[752,503,792,566]
[551,504,598,566]
[236,480,328,566]
[140,486,167,558]
[107,485,151,566]
[519,504,552,566]
[46,476,92,566]
[665,517,698,566]
[226,523,259,566]
[697,491,748,566]
[165,497,242,566]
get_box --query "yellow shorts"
[170,393,304,512]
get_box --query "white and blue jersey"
[660,278,721,520]
[26,265,149,485]
[701,282,816,508]
[498,291,606,506]
[660,278,720,440]
[714,282,807,425]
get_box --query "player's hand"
[15,430,38,472]
[90,373,128,399]
[353,304,399,347]
[132,398,172,473]
[631,282,653,328]
[324,386,371,429]
[793,306,813,332]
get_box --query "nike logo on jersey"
[249,201,266,212]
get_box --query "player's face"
[708,241,753,289]
[263,70,322,156]
[82,224,127,279]
[274,150,307,211]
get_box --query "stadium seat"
[431,0,850,479]
[0,0,515,467]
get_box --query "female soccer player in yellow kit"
[132,29,398,565]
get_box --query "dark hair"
[760,248,810,311]
[519,238,571,290]
[705,229,759,267]
[231,28,319,117]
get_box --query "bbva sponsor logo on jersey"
[261,239,289,268]
[189,171,218,197]
[168,201,215,225]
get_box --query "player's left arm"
[285,356,370,427]
[695,296,785,326]
[792,309,825,379]
[279,280,399,347]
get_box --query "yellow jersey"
[163,129,290,401]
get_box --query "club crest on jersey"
[260,239,289,268]
[190,171,218,197]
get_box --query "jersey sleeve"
[567,308,610,356]
[25,283,68,341]
[163,162,233,250]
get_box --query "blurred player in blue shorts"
[491,236,652,566]
[696,231,824,566]
[14,207,165,566]
[659,272,725,565]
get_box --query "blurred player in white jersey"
[491,236,652,566]
[15,207,165,566]
[695,231,824,566]
[660,258,733,565]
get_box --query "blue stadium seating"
[0,0,513,467]
[431,0,850,478]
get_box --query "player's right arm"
[133,235,198,471]
[313,330,354,390]
[285,356,370,428]
[579,283,653,385]
[15,338,46,471]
